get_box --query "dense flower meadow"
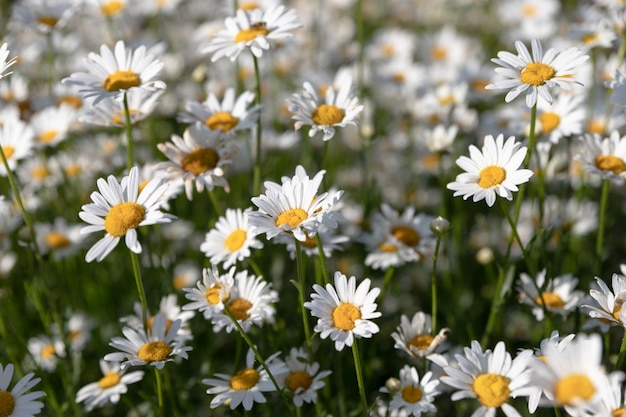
[4,0,626,416]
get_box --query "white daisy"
[202,4,301,62]
[200,208,264,268]
[179,88,260,135]
[0,43,16,80]
[78,89,164,127]
[203,348,288,410]
[78,166,175,263]
[104,314,191,370]
[29,104,77,149]
[535,93,586,143]
[27,334,66,372]
[12,0,77,33]
[34,217,85,260]
[62,40,166,105]
[304,271,381,352]
[120,294,195,342]
[281,347,332,407]
[0,116,34,176]
[441,341,534,417]
[249,165,344,242]
[182,265,235,320]
[75,360,144,411]
[485,38,589,107]
[380,365,440,417]
[447,134,534,207]
[65,311,95,353]
[518,269,584,321]
[288,70,364,141]
[154,122,237,200]
[273,224,349,259]
[0,363,46,417]
[582,271,626,330]
[391,312,449,359]
[575,131,626,184]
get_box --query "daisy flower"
[576,131,626,184]
[62,40,166,105]
[154,123,237,200]
[288,70,364,141]
[27,334,66,372]
[0,43,17,80]
[182,265,235,320]
[304,271,381,351]
[34,217,85,260]
[446,134,533,207]
[535,93,586,143]
[202,4,301,62]
[12,0,77,34]
[0,116,35,176]
[249,165,344,242]
[29,103,78,148]
[200,208,264,268]
[172,262,200,290]
[75,360,144,411]
[281,347,332,407]
[120,294,195,342]
[104,314,191,370]
[274,224,349,259]
[65,311,95,353]
[485,38,589,107]
[78,166,175,263]
[0,363,46,417]
[441,340,534,417]
[79,89,164,127]
[518,269,584,321]
[203,348,288,411]
[582,270,626,330]
[380,365,440,417]
[179,88,260,135]
[391,312,449,359]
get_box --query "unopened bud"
[385,377,402,394]
[430,216,451,234]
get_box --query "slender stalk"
[431,234,442,331]
[500,201,535,277]
[252,55,263,196]
[511,103,537,231]
[351,339,369,417]
[616,330,626,370]
[379,266,395,300]
[123,92,134,172]
[595,179,610,273]
[130,251,149,327]
[295,239,314,359]
[154,368,165,417]
[315,234,329,285]
[208,189,223,217]
[481,267,506,348]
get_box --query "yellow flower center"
[0,391,15,417]
[391,225,420,247]
[520,62,556,87]
[401,386,423,403]
[204,112,239,133]
[588,121,606,135]
[275,208,308,229]
[431,46,447,61]
[57,95,82,108]
[103,70,141,92]
[478,166,506,188]
[554,374,595,405]
[101,1,124,16]
[38,130,58,144]
[98,371,121,389]
[614,300,625,321]
[104,202,146,237]
[332,302,362,331]
[41,344,56,359]
[235,23,269,43]
[285,371,313,392]
[407,334,434,352]
[379,242,397,252]
[224,229,247,252]
[137,341,172,363]
[582,33,600,45]
[64,163,81,177]
[205,284,229,305]
[230,368,260,390]
[312,104,345,126]
[539,112,560,134]
[392,73,405,84]
[612,407,626,417]
[535,291,565,308]
[472,373,511,408]
[595,155,626,174]
[37,16,58,27]
[439,95,456,106]
[173,275,187,290]
[228,298,252,320]
[45,232,71,249]
[381,44,395,57]
[239,2,259,11]
[1,146,15,160]
[522,4,537,16]
[181,148,219,176]
[32,165,50,180]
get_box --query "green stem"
[315,234,329,285]
[616,330,626,370]
[130,251,149,327]
[355,0,364,95]
[481,267,506,348]
[123,92,134,172]
[379,266,395,300]
[351,339,369,417]
[500,201,535,277]
[208,189,223,217]
[252,54,263,196]
[595,179,610,273]
[431,234,442,331]
[295,239,314,360]
[154,368,165,417]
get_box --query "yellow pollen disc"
[407,334,434,351]
[57,96,83,108]
[392,73,406,84]
[302,233,317,248]
[225,229,247,252]
[239,2,259,11]
[539,112,560,134]
[230,368,260,390]
[534,292,565,308]
[612,407,626,417]
[112,109,139,125]
[228,298,252,320]
[235,24,269,43]
[472,79,489,90]
[103,70,141,92]
[37,16,58,27]
[431,46,447,61]
[391,225,420,247]
[41,344,56,359]
[582,33,600,45]
[401,385,423,403]
[478,165,506,188]
[69,330,80,341]
[146,316,173,336]
[554,374,595,405]
[104,202,146,237]
[438,95,456,106]
[45,232,71,249]
[98,371,121,389]
[181,147,219,176]
[472,373,511,408]
[205,284,229,305]
[0,391,16,417]
[64,163,81,177]
[312,104,345,126]
[614,301,625,321]
[275,208,308,229]
[588,121,606,135]
[173,275,187,290]
[138,179,150,194]
[595,155,626,174]
[381,44,395,58]
[520,62,556,87]
[332,302,362,331]
[137,341,172,363]
[100,1,124,16]
[522,4,537,16]
[1,146,15,160]
[32,165,50,180]
[38,130,58,144]
[204,111,239,132]
[285,371,313,392]
[379,242,397,252]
